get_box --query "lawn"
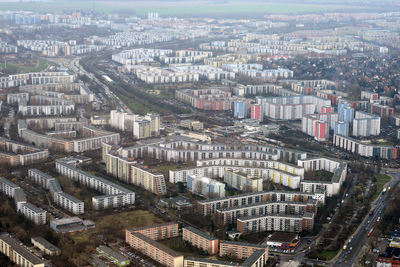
[372,174,391,201]
[69,209,165,245]
[0,59,51,74]
[317,250,338,260]
[159,237,207,257]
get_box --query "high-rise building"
[334,121,349,136]
[233,101,249,119]
[250,104,263,121]
[353,111,381,137]
[187,175,225,198]
[314,120,328,142]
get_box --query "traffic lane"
[335,188,390,264]
[345,192,393,265]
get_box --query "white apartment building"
[118,136,307,164]
[53,192,84,215]
[0,234,45,267]
[104,147,167,195]
[110,110,160,138]
[28,169,56,190]
[169,165,301,189]
[18,202,47,225]
[353,111,381,137]
[297,157,347,197]
[258,95,331,120]
[56,161,135,210]
[187,174,225,198]
[224,170,263,192]
[112,48,173,65]
[333,134,398,160]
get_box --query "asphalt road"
[333,170,399,266]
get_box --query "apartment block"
[53,192,84,214]
[353,111,381,137]
[0,234,45,267]
[216,200,317,225]
[258,95,331,120]
[297,157,347,197]
[182,227,219,255]
[127,222,179,241]
[0,137,49,166]
[0,176,20,198]
[18,202,47,225]
[56,161,135,210]
[117,136,306,164]
[219,240,268,261]
[126,232,184,267]
[105,147,167,195]
[333,134,399,160]
[28,168,56,190]
[169,165,301,189]
[187,175,225,198]
[224,170,263,192]
[184,249,267,267]
[110,110,160,138]
[197,190,325,217]
[18,120,120,153]
[236,212,314,233]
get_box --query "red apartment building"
[182,226,219,255]
[126,232,184,267]
[219,240,269,261]
[126,222,179,241]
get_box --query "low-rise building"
[50,217,95,233]
[31,237,61,256]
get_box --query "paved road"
[333,170,399,266]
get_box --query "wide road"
[333,170,400,266]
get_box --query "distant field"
[0,0,387,16]
[0,58,50,74]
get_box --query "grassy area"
[69,209,165,245]
[305,170,334,182]
[118,94,151,114]
[372,174,391,201]
[0,0,386,16]
[0,59,51,74]
[159,237,207,257]
[317,250,339,260]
